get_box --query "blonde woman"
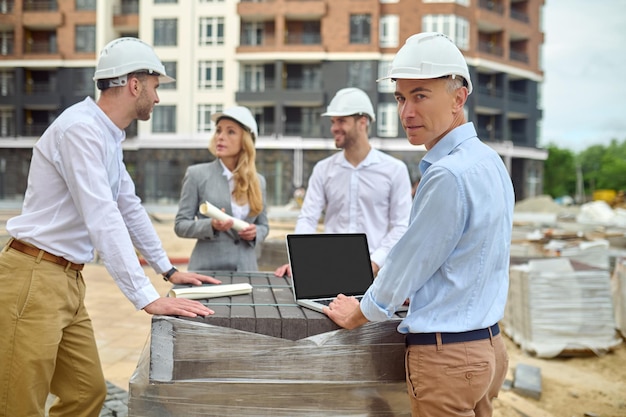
[175,106,269,271]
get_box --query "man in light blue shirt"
[324,32,514,417]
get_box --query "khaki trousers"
[0,245,106,417]
[405,331,509,417]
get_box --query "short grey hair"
[445,75,466,93]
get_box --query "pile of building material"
[612,257,626,337]
[503,257,622,358]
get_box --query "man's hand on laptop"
[371,261,380,277]
[323,294,369,329]
[274,263,292,277]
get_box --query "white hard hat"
[377,32,473,94]
[321,87,376,122]
[93,37,175,88]
[211,106,259,141]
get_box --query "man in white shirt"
[0,38,220,417]
[274,87,412,277]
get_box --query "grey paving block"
[130,272,410,416]
[513,363,542,400]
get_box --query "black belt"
[406,323,500,346]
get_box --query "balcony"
[509,50,528,63]
[284,0,325,19]
[113,0,139,29]
[22,122,49,137]
[24,80,55,95]
[238,0,276,21]
[23,14,62,29]
[0,0,15,13]
[477,126,503,142]
[24,39,57,54]
[284,120,322,137]
[115,0,139,15]
[510,9,529,23]
[478,40,503,57]
[478,0,503,15]
[23,0,57,11]
[285,31,320,45]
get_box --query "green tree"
[596,139,626,191]
[543,143,576,198]
[577,140,626,193]
[578,144,606,193]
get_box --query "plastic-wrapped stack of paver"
[612,257,626,337]
[503,257,622,358]
[127,271,410,417]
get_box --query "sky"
[540,0,626,152]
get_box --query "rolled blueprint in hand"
[199,201,250,232]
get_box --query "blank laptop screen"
[286,233,374,299]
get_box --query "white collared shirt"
[7,97,167,309]
[295,148,412,268]
[218,159,250,221]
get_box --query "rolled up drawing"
[199,201,250,232]
[169,283,253,299]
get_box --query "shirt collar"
[340,147,379,169]
[218,159,234,180]
[85,96,126,144]
[419,122,477,175]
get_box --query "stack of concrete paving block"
[127,271,410,417]
[612,257,626,337]
[503,258,622,357]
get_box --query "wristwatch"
[162,266,178,282]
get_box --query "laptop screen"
[286,233,374,299]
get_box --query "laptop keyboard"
[316,296,363,306]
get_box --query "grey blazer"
[174,160,269,272]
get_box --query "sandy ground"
[3,207,626,416]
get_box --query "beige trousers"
[0,245,106,417]
[405,332,509,417]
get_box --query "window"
[197,103,223,132]
[376,103,398,138]
[347,61,373,90]
[75,25,96,52]
[74,68,94,95]
[0,70,14,96]
[377,61,394,93]
[377,103,398,137]
[350,14,371,44]
[241,64,265,92]
[160,62,177,90]
[0,31,13,55]
[379,15,399,48]
[422,15,469,50]
[199,17,224,46]
[154,19,177,46]
[0,109,15,136]
[198,61,224,90]
[152,105,176,133]
[75,0,96,10]
[241,22,263,46]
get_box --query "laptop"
[286,233,374,313]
